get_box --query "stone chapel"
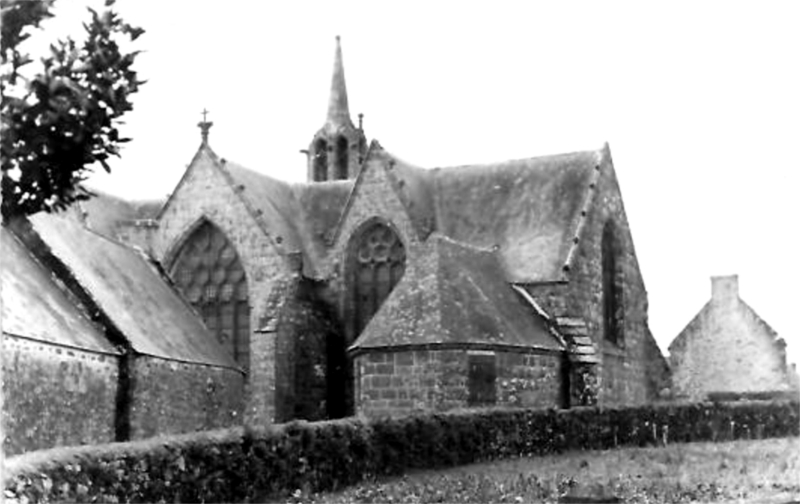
[3,37,670,450]
[113,36,668,420]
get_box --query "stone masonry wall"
[670,300,790,401]
[312,151,427,415]
[154,147,287,424]
[355,348,563,418]
[128,356,245,440]
[497,351,565,409]
[561,153,659,406]
[3,336,119,455]
[321,151,424,330]
[273,280,345,422]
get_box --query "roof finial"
[198,108,213,144]
[327,36,352,127]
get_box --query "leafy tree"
[0,0,144,219]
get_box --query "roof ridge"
[433,148,603,173]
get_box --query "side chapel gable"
[155,142,286,280]
[326,141,423,275]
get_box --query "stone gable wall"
[670,302,790,400]
[3,336,119,455]
[129,356,245,440]
[324,155,425,343]
[355,349,563,417]
[563,159,659,406]
[154,148,289,424]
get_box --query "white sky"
[32,1,800,368]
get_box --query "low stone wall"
[129,356,245,439]
[3,336,120,455]
[355,348,564,417]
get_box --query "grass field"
[286,437,800,503]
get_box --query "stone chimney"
[711,275,739,305]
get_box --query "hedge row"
[5,399,798,503]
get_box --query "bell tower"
[307,36,367,182]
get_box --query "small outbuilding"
[668,275,795,400]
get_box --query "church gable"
[156,144,285,283]
[554,144,663,404]
[328,142,423,276]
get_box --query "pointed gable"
[331,141,424,257]
[350,234,564,353]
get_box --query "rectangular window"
[468,353,497,407]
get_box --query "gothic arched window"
[602,221,624,347]
[170,221,250,371]
[313,138,328,181]
[335,135,348,180]
[351,221,406,337]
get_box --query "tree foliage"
[0,0,144,218]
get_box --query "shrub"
[4,399,798,503]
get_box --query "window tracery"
[170,221,250,371]
[351,222,406,337]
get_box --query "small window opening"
[602,221,624,346]
[313,138,328,181]
[335,135,348,179]
[468,354,497,406]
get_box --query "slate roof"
[221,161,306,253]
[429,150,601,283]
[221,159,355,277]
[292,180,354,254]
[76,190,163,238]
[349,234,565,353]
[171,139,603,286]
[28,213,240,369]
[1,228,118,354]
[337,144,602,282]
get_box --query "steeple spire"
[326,36,353,127]
[306,36,367,183]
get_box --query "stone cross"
[198,108,213,144]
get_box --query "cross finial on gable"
[198,108,213,145]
